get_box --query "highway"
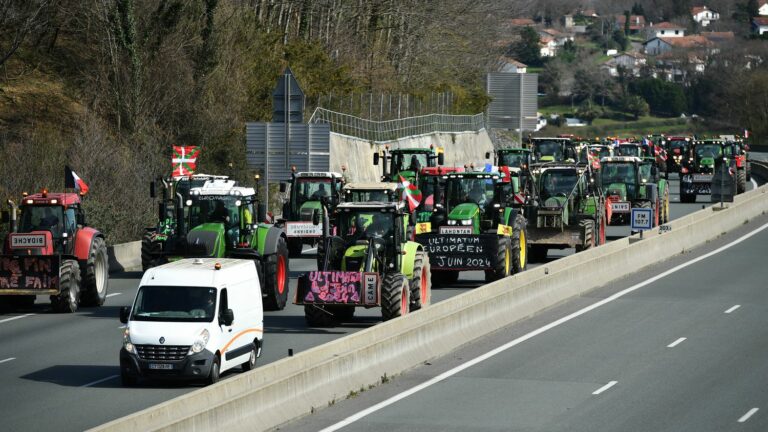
[0,176,759,431]
[281,211,768,432]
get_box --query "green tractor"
[601,156,668,226]
[525,163,607,262]
[529,137,578,163]
[295,201,431,326]
[279,171,345,256]
[373,146,444,184]
[411,166,465,236]
[141,174,229,271]
[487,147,533,170]
[415,170,528,285]
[156,178,290,310]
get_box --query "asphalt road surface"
[0,176,759,431]
[280,210,768,432]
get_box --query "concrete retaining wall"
[91,185,768,432]
[331,130,494,183]
[108,241,141,273]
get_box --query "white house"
[539,36,557,57]
[601,52,647,77]
[754,17,768,35]
[760,0,768,16]
[645,22,686,40]
[691,6,720,26]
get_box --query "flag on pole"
[65,166,90,194]
[399,175,422,212]
[172,145,200,177]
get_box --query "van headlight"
[189,329,210,355]
[460,219,472,226]
[123,328,135,354]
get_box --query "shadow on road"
[265,314,347,335]
[22,365,121,387]
[109,271,143,280]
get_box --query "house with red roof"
[645,22,686,40]
[753,16,768,35]
[691,6,720,27]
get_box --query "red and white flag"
[172,145,200,177]
[65,166,89,194]
[399,175,422,212]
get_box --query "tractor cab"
[373,147,444,183]
[280,171,344,255]
[529,137,576,163]
[443,171,506,233]
[8,191,84,256]
[601,157,643,203]
[601,156,667,225]
[342,183,398,203]
[590,145,613,160]
[487,148,532,170]
[615,143,646,158]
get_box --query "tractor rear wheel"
[409,251,431,311]
[381,273,409,321]
[575,219,595,253]
[304,305,336,327]
[81,236,109,307]
[141,232,164,271]
[52,259,81,313]
[485,237,511,282]
[287,238,303,257]
[737,168,746,194]
[510,214,527,275]
[431,270,459,286]
[263,236,289,311]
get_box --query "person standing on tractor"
[210,200,229,223]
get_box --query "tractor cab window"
[392,153,429,174]
[188,195,240,227]
[20,205,64,236]
[616,145,641,157]
[532,141,564,161]
[347,190,391,203]
[296,178,332,204]
[602,163,637,185]
[64,208,77,234]
[667,140,688,155]
[695,144,722,159]
[639,163,653,182]
[540,171,578,199]
[339,211,395,244]
[592,146,612,159]
[499,152,527,168]
[446,177,495,209]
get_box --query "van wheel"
[121,371,138,387]
[206,356,220,385]
[242,343,257,372]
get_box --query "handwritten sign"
[0,256,60,292]
[295,271,378,306]
[416,234,497,270]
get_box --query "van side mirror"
[119,306,131,324]
[220,308,234,326]
[149,181,156,199]
[373,152,380,165]
[279,182,287,193]
[437,153,445,165]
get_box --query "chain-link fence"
[308,107,485,143]
[316,91,455,121]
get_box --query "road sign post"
[630,207,653,239]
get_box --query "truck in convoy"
[279,170,345,256]
[414,170,527,285]
[119,258,263,386]
[295,201,431,326]
[1,189,109,312]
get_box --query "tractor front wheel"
[575,219,595,253]
[409,251,431,311]
[52,259,81,313]
[81,236,109,307]
[510,214,527,275]
[381,273,409,321]
[485,237,511,282]
[304,305,336,327]
[263,236,289,311]
[737,168,747,194]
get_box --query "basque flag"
[65,166,90,194]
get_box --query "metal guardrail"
[308,107,485,143]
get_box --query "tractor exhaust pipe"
[7,200,17,233]
[176,192,186,235]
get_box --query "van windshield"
[131,286,217,322]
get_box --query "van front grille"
[135,344,190,361]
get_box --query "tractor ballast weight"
[1,190,109,312]
[295,201,431,326]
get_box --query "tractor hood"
[186,223,226,257]
[543,196,568,209]
[698,157,715,168]
[299,201,322,221]
[539,155,555,162]
[448,203,479,220]
[605,183,628,201]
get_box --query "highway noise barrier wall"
[92,185,768,432]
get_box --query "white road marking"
[592,381,618,395]
[106,293,121,298]
[317,221,768,432]
[738,408,759,423]
[305,247,318,254]
[0,357,16,364]
[667,337,686,348]
[751,178,758,191]
[118,325,126,329]
[725,305,741,314]
[81,375,119,388]
[0,314,34,324]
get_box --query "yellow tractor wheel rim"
[519,231,526,269]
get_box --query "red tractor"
[1,189,109,312]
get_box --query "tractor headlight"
[460,219,472,226]
[448,220,457,225]
[123,328,135,354]
[189,329,210,355]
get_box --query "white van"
[119,258,263,386]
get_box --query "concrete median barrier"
[91,185,768,432]
[108,241,141,273]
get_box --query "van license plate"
[148,363,173,370]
